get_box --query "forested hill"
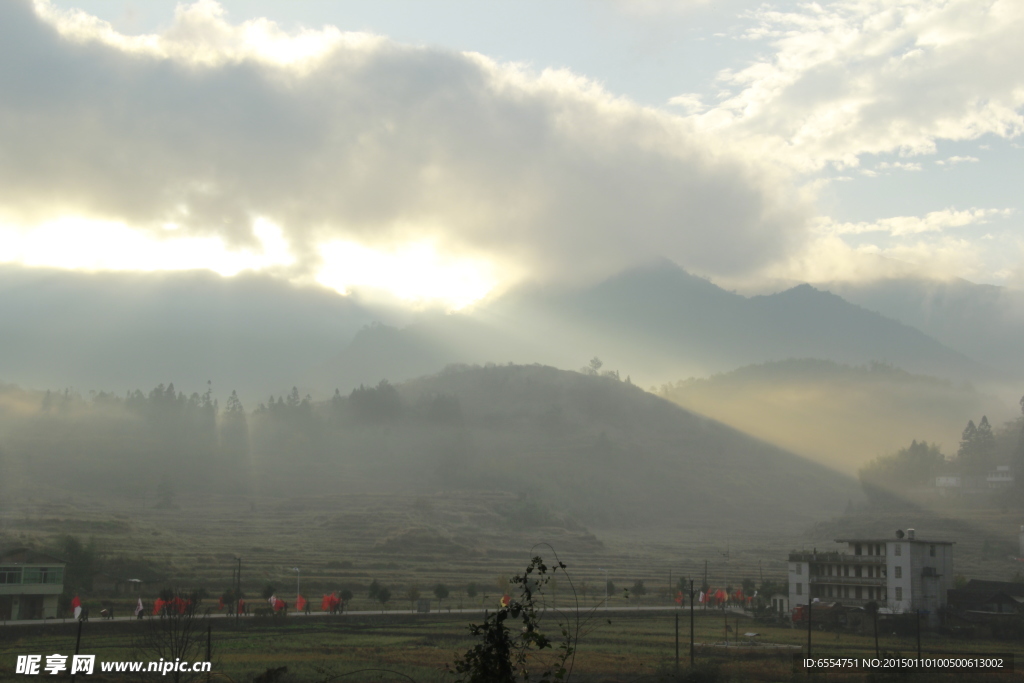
[0,365,858,532]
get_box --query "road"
[1,604,750,628]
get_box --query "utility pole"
[235,558,242,625]
[675,611,679,673]
[703,561,708,611]
[806,600,812,657]
[70,618,83,683]
[689,579,695,667]
[916,610,922,664]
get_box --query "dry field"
[0,488,808,608]
[3,608,1023,682]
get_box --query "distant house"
[987,466,1014,488]
[0,549,66,620]
[947,580,1024,614]
[769,593,789,616]
[935,466,1013,495]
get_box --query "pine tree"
[977,416,996,464]
[219,390,249,475]
[957,419,979,473]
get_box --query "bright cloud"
[33,0,382,69]
[690,0,1024,171]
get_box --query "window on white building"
[796,583,802,596]
[795,564,802,575]
[930,545,936,557]
[895,566,902,579]
[895,543,902,556]
[895,587,903,601]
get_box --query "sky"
[1,0,1022,308]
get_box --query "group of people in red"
[68,590,348,620]
[673,588,754,608]
[320,592,343,614]
[153,595,192,616]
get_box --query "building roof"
[0,548,67,565]
[834,538,954,545]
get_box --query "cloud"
[822,207,1012,236]
[936,155,980,166]
[746,207,1018,287]
[0,0,810,300]
[690,0,1024,171]
[875,161,921,172]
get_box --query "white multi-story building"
[788,529,953,621]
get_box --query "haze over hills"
[0,363,859,534]
[658,359,1012,475]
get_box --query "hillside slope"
[385,364,861,530]
[1,365,859,534]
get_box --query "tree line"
[0,379,466,497]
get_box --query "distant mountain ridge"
[315,261,986,393]
[0,262,994,401]
[822,277,1024,380]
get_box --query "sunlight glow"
[316,241,497,310]
[0,216,293,276]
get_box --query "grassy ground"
[2,608,1023,682]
